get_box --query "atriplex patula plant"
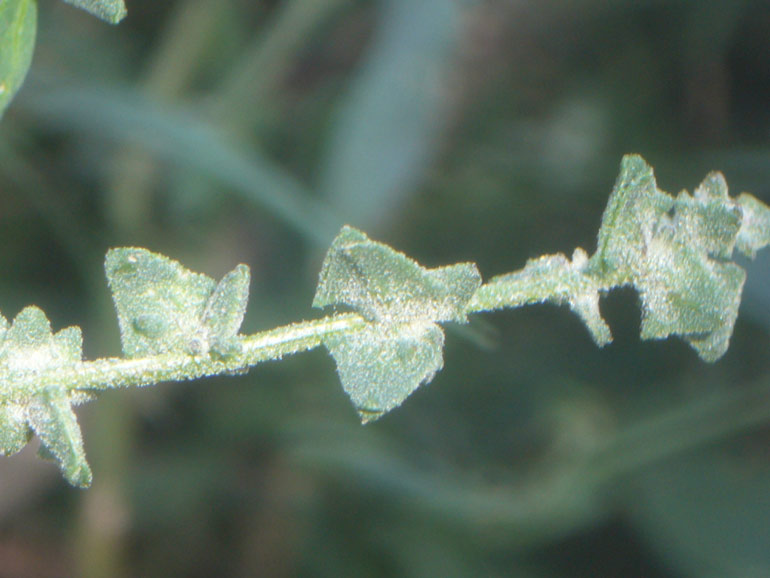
[0,154,769,487]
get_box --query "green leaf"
[736,193,770,258]
[0,404,30,455]
[105,248,250,358]
[314,226,480,324]
[592,155,675,284]
[0,306,91,486]
[323,324,444,423]
[201,264,250,358]
[60,0,126,24]
[0,0,36,120]
[589,154,767,361]
[314,226,481,422]
[27,388,92,487]
[487,249,612,346]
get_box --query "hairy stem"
[56,314,366,395]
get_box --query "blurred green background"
[1,0,770,576]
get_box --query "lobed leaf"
[105,248,250,359]
[314,226,481,422]
[0,0,36,119]
[0,306,91,486]
[590,154,770,361]
[60,0,126,24]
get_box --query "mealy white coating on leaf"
[60,0,126,23]
[314,226,481,422]
[106,248,250,359]
[0,306,90,485]
[0,403,29,455]
[314,226,481,324]
[0,306,83,384]
[201,264,250,358]
[735,193,770,258]
[325,323,444,423]
[27,388,92,487]
[589,154,753,361]
[470,154,770,362]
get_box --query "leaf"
[314,226,480,324]
[201,264,250,358]
[736,192,770,258]
[590,154,769,361]
[487,248,612,346]
[0,0,36,120]
[27,388,92,487]
[0,306,92,487]
[314,226,481,422]
[323,324,445,423]
[60,0,126,24]
[105,248,250,359]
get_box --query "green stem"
[465,258,612,313]
[58,313,365,394]
[466,278,556,311]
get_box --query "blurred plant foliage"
[0,0,124,119]
[0,154,768,488]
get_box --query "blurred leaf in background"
[0,0,36,119]
[0,0,769,577]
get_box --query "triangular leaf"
[593,154,675,283]
[105,248,250,359]
[60,0,126,24]
[325,324,444,423]
[314,226,480,323]
[314,226,481,422]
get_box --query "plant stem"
[47,263,615,397]
[465,262,610,313]
[61,262,606,396]
[58,313,366,395]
